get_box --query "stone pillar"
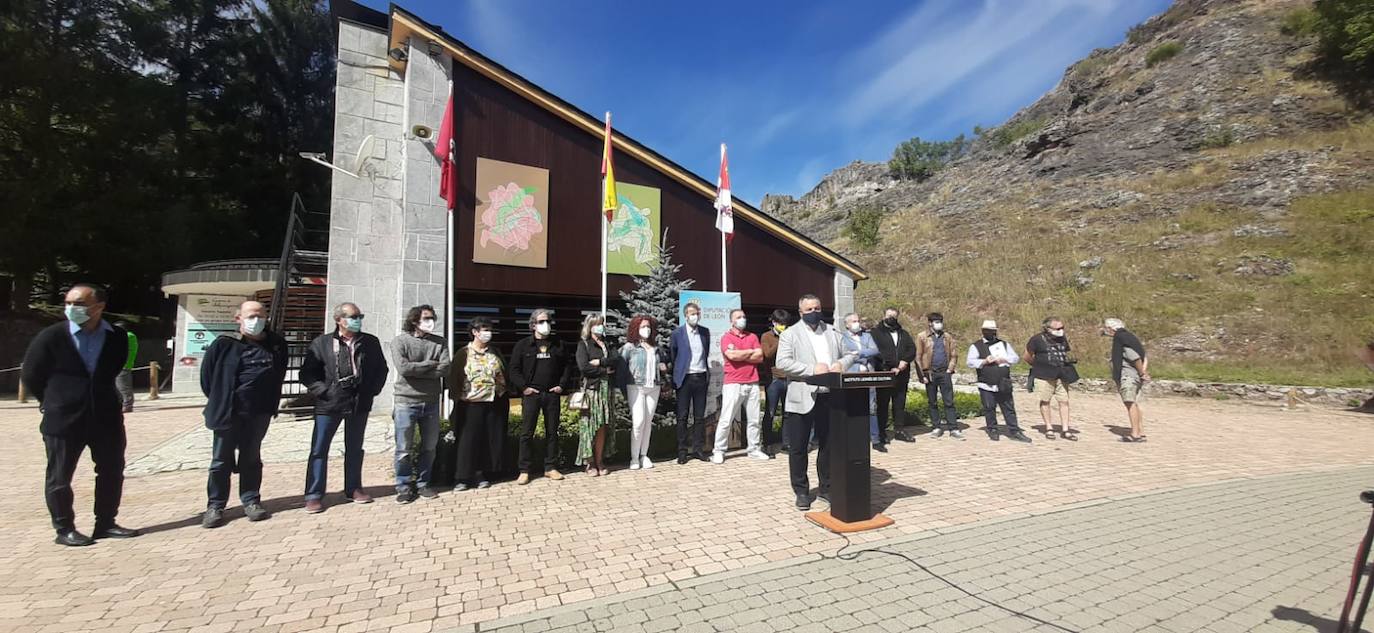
[326,20,406,410]
[399,37,453,336]
[833,269,856,321]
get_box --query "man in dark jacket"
[871,307,918,445]
[1103,318,1150,442]
[299,302,388,513]
[22,283,140,546]
[198,300,288,528]
[509,308,573,485]
[668,302,711,464]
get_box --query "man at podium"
[774,294,859,511]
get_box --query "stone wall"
[326,20,407,407]
[398,37,452,330]
[833,270,855,319]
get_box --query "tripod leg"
[1339,509,1374,633]
[1352,569,1373,633]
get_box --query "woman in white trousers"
[620,315,667,470]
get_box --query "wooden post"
[16,368,26,403]
[148,361,161,401]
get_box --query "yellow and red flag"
[600,112,617,223]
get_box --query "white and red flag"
[714,143,733,242]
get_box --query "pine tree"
[607,229,694,344]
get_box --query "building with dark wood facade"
[326,1,865,406]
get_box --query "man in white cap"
[966,320,1030,442]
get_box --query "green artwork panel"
[605,182,661,276]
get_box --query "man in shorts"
[1102,318,1150,442]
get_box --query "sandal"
[1120,436,1136,443]
[1044,430,1057,440]
[1135,436,1148,443]
[586,465,600,477]
[1062,431,1078,441]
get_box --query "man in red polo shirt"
[713,308,768,463]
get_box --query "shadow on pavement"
[1271,606,1345,633]
[136,485,400,535]
[870,467,927,514]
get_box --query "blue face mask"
[345,317,363,333]
[65,305,90,326]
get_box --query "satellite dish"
[298,134,376,179]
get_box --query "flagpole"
[719,142,728,292]
[443,80,457,420]
[601,111,610,318]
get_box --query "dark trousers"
[43,423,127,533]
[207,414,271,510]
[925,372,959,430]
[115,369,134,408]
[457,401,506,483]
[305,410,368,500]
[519,391,562,472]
[979,389,1020,429]
[784,393,831,498]
[675,372,708,457]
[763,378,788,446]
[875,375,909,443]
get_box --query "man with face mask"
[714,309,766,463]
[391,305,451,502]
[299,302,389,513]
[916,312,962,439]
[966,320,1030,442]
[1102,318,1150,442]
[669,302,711,464]
[1027,317,1076,440]
[872,307,918,446]
[198,300,289,527]
[758,309,790,454]
[510,308,575,484]
[23,283,139,546]
[838,313,883,451]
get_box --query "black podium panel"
[803,371,897,524]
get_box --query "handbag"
[568,389,588,410]
[1060,363,1081,385]
[1026,373,1036,392]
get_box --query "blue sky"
[365,0,1172,203]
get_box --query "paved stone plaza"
[0,392,1370,632]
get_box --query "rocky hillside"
[765,0,1374,388]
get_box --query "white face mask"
[686,313,699,326]
[1049,328,1065,337]
[591,325,605,336]
[733,317,747,330]
[476,330,492,343]
[932,322,944,332]
[638,326,651,340]
[848,322,863,333]
[535,322,551,336]
[242,317,266,336]
[418,318,436,333]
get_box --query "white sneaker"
[629,461,641,471]
[710,452,725,464]
[747,450,771,461]
[641,456,655,469]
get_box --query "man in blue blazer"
[668,302,710,464]
[22,284,141,546]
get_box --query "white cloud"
[838,0,1113,128]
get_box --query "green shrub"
[1201,127,1236,149]
[1313,0,1374,79]
[1280,6,1320,36]
[844,206,884,250]
[1146,41,1183,68]
[903,389,985,425]
[978,118,1046,148]
[888,135,968,181]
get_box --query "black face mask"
[802,312,823,327]
[982,330,997,341]
[884,317,899,328]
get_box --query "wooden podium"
[801,371,897,533]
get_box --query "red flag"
[435,90,457,211]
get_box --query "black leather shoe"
[895,430,916,442]
[695,452,710,462]
[872,442,887,453]
[55,530,94,547]
[93,524,141,539]
[795,494,812,511]
[986,427,1000,441]
[816,490,830,504]
[676,455,690,465]
[1009,430,1032,443]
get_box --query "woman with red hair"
[619,315,668,469]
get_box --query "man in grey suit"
[775,294,858,510]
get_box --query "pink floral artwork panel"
[473,157,550,269]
